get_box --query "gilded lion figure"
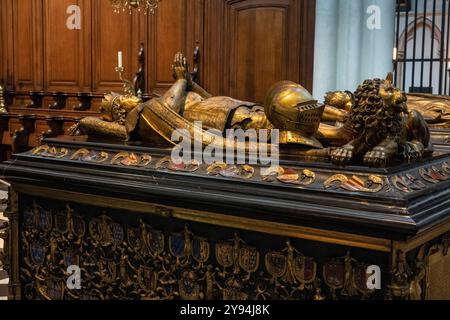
[327,73,433,167]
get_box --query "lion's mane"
[347,79,403,148]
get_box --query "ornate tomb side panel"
[425,237,450,300]
[387,234,450,301]
[16,194,391,300]
[12,0,44,92]
[203,0,315,102]
[1,190,20,300]
[43,0,92,92]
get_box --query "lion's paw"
[364,150,388,167]
[401,142,424,161]
[331,148,354,166]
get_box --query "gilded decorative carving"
[443,162,450,174]
[155,156,200,173]
[32,145,68,159]
[27,142,450,197]
[391,174,426,193]
[21,196,447,300]
[323,251,375,299]
[388,233,450,300]
[419,166,450,184]
[261,167,316,186]
[324,174,384,193]
[71,149,109,163]
[0,85,7,114]
[387,249,414,300]
[111,152,152,167]
[264,241,318,299]
[17,199,352,300]
[3,190,20,299]
[19,201,263,300]
[207,163,255,180]
[0,219,8,270]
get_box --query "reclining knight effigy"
[70,52,433,168]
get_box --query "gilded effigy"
[70,53,433,168]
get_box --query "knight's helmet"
[264,81,324,149]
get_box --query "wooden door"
[203,0,315,103]
[146,0,203,95]
[12,0,44,92]
[92,0,145,94]
[43,0,91,92]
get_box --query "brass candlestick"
[0,85,7,114]
[115,66,136,97]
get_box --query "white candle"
[393,47,397,61]
[118,51,123,68]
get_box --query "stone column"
[360,0,396,81]
[313,0,339,102]
[313,0,396,100]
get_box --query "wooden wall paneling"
[43,0,92,93]
[202,0,224,96]
[0,0,14,88]
[0,0,4,85]
[92,0,143,94]
[298,0,316,92]
[134,10,149,95]
[186,0,204,86]
[204,0,316,103]
[147,0,203,96]
[4,0,14,90]
[12,0,44,92]
[226,0,288,102]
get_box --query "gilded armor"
[265,81,325,149]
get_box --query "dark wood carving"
[40,116,68,142]
[191,44,200,84]
[26,92,45,109]
[48,92,68,110]
[73,92,94,111]
[133,43,146,96]
[12,114,36,154]
[201,0,315,102]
